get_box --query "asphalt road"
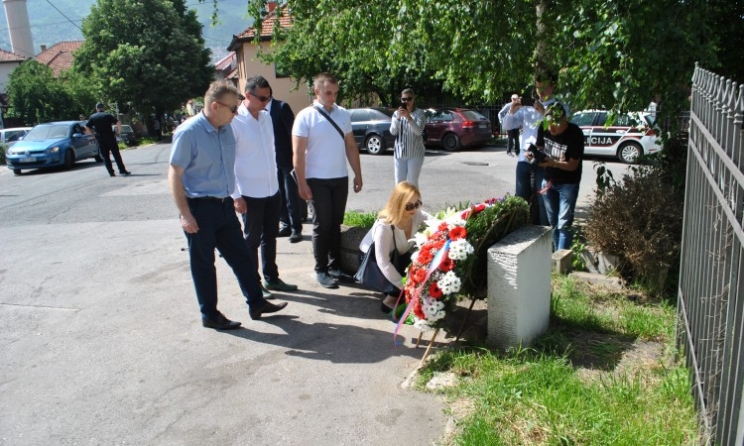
[0,141,629,445]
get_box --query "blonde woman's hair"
[378,182,421,226]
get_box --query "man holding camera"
[498,93,522,156]
[530,102,584,251]
[503,70,569,226]
[390,88,426,186]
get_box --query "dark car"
[113,124,138,146]
[424,108,493,151]
[5,121,102,175]
[349,107,396,155]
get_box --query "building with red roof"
[227,2,311,113]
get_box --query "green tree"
[6,60,76,125]
[74,0,213,120]
[238,0,719,120]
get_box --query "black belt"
[188,196,231,202]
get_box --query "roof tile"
[35,41,83,76]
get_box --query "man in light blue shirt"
[169,80,288,330]
[502,70,567,226]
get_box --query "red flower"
[411,267,427,284]
[417,249,434,265]
[438,257,454,272]
[429,282,443,299]
[438,222,450,232]
[462,203,488,220]
[432,239,446,250]
[449,226,467,240]
[413,300,425,319]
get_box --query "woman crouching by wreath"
[356,181,431,314]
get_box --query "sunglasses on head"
[215,100,238,114]
[405,200,423,211]
[400,97,413,101]
[249,92,272,103]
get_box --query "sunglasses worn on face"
[215,101,238,114]
[250,92,272,103]
[400,97,413,101]
[405,200,423,211]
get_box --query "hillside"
[0,0,252,62]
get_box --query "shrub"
[0,143,6,165]
[585,166,683,294]
[343,210,377,229]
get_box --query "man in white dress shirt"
[232,76,298,294]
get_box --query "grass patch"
[343,210,377,229]
[421,276,699,445]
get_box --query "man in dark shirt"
[85,102,131,177]
[267,91,304,243]
[533,102,584,251]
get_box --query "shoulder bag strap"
[313,105,345,140]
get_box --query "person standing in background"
[86,102,131,177]
[498,93,521,156]
[267,88,304,243]
[531,102,585,250]
[389,88,426,186]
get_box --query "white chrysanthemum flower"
[437,271,461,294]
[429,309,446,321]
[414,318,436,332]
[448,239,474,260]
[410,250,419,264]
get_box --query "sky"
[0,0,252,62]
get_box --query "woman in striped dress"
[390,88,427,187]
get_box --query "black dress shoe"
[202,314,242,330]
[109,171,116,177]
[277,227,291,237]
[120,171,132,176]
[329,269,354,283]
[316,272,339,289]
[249,301,288,320]
[289,231,302,243]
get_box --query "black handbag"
[354,225,409,293]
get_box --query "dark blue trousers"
[185,197,266,320]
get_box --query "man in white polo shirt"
[232,76,298,295]
[292,72,364,289]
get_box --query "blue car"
[6,121,102,175]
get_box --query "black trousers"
[277,167,304,233]
[184,197,265,320]
[241,192,281,283]
[307,177,348,273]
[96,133,127,174]
[507,128,520,154]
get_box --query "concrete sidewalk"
[0,218,447,445]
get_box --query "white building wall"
[0,61,20,93]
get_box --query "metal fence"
[678,64,744,445]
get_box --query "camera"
[520,96,535,107]
[400,101,408,109]
[526,144,548,165]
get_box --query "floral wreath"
[394,199,499,334]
